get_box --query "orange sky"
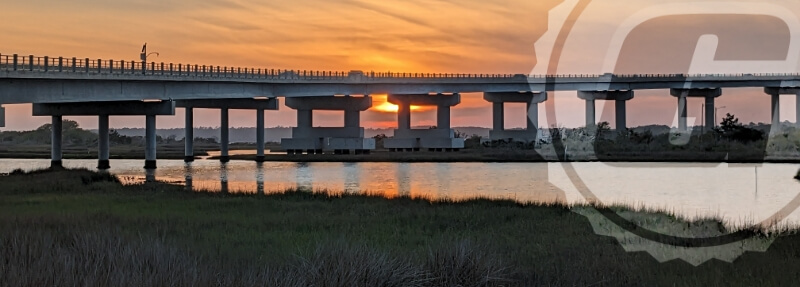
[1,0,797,130]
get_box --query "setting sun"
[370,95,426,113]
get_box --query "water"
[2,158,799,226]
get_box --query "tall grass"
[0,218,513,287]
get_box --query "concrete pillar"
[677,96,688,131]
[184,107,194,162]
[771,93,781,128]
[220,108,229,163]
[51,116,62,168]
[614,100,626,132]
[671,88,720,131]
[256,108,265,162]
[585,99,595,128]
[144,114,157,169]
[705,96,715,129]
[297,109,312,128]
[526,101,538,131]
[796,93,800,126]
[344,110,360,128]
[437,105,450,129]
[397,103,411,129]
[492,102,504,131]
[97,115,110,169]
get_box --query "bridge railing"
[0,53,362,80]
[2,53,800,80]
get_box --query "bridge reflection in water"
[0,159,797,224]
[114,161,564,203]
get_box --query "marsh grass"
[2,168,800,286]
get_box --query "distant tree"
[35,119,80,132]
[715,113,763,143]
[109,130,133,145]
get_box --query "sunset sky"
[1,0,798,131]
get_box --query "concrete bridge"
[2,53,799,168]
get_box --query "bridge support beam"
[704,96,715,130]
[51,116,62,168]
[765,87,800,128]
[670,88,722,131]
[256,108,265,162]
[144,114,157,169]
[220,108,229,163]
[184,108,194,162]
[385,93,464,151]
[97,115,110,170]
[483,92,547,142]
[281,96,374,154]
[33,100,176,169]
[177,98,279,162]
[577,90,634,132]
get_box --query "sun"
[370,95,425,113]
[371,102,426,113]
[373,101,400,113]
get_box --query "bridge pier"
[385,93,464,150]
[577,90,634,132]
[483,92,547,142]
[764,87,800,128]
[177,98,279,162]
[33,100,175,170]
[184,107,194,162]
[51,116,62,168]
[97,115,110,170]
[670,88,721,131]
[256,108,265,162]
[281,96,374,154]
[144,114,157,169]
[220,108,230,163]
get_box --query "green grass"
[2,168,800,286]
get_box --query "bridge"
[2,53,799,169]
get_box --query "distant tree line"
[0,120,218,146]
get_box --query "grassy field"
[2,169,800,286]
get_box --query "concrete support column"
[614,100,626,132]
[585,99,596,129]
[184,107,194,162]
[97,115,110,169]
[492,102,504,131]
[437,105,450,129]
[297,109,312,128]
[704,96,715,129]
[796,93,800,126]
[256,108,265,162]
[220,108,229,163]
[526,101,538,131]
[144,114,157,169]
[51,116,62,168]
[677,96,688,131]
[397,103,411,130]
[771,93,781,127]
[671,88,721,132]
[344,110,360,128]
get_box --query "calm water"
[2,158,799,225]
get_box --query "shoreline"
[2,151,800,164]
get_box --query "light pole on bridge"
[140,43,159,74]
